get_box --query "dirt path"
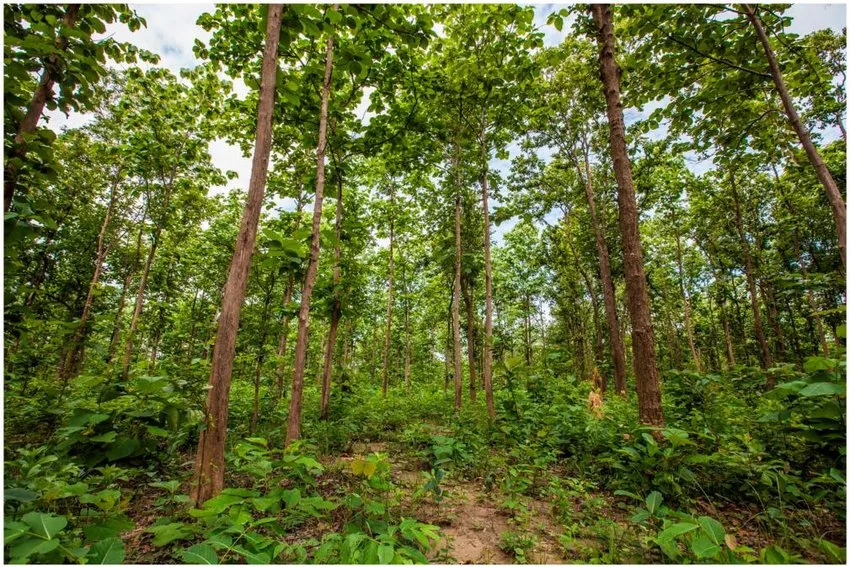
[342,441,569,564]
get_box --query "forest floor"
[116,435,846,564]
[117,424,845,564]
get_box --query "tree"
[590,4,664,430]
[191,4,283,506]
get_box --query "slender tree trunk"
[320,174,343,419]
[5,4,80,212]
[402,254,412,391]
[479,125,496,419]
[185,289,200,363]
[705,247,736,368]
[452,143,464,411]
[381,184,395,397]
[109,224,144,364]
[58,168,120,383]
[729,173,773,374]
[729,274,753,366]
[286,20,335,446]
[445,296,452,393]
[461,274,477,401]
[120,231,159,381]
[674,226,701,372]
[190,5,283,506]
[565,212,601,383]
[744,4,846,269]
[251,279,274,433]
[592,3,664,430]
[580,154,627,394]
[275,276,294,401]
[759,277,787,362]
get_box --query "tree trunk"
[674,225,702,372]
[744,4,846,269]
[479,126,496,420]
[402,252,412,391]
[190,5,283,507]
[580,154,627,394]
[460,274,477,401]
[381,184,395,397]
[5,4,80,213]
[251,278,274,433]
[120,230,159,381]
[452,150,464,411]
[565,212,604,375]
[592,3,664,430]
[275,276,294,401]
[729,173,773,374]
[286,20,335,446]
[705,246,736,368]
[320,173,343,419]
[58,167,120,383]
[108,224,145,364]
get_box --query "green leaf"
[83,516,134,541]
[22,511,67,540]
[378,543,394,564]
[656,522,698,544]
[146,522,192,546]
[181,543,219,564]
[817,538,845,563]
[645,491,663,515]
[697,516,725,545]
[10,537,60,561]
[690,533,721,559]
[88,537,125,564]
[799,382,844,397]
[5,488,38,502]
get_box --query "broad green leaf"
[690,533,721,559]
[799,382,844,397]
[378,543,394,564]
[10,537,60,561]
[88,537,125,564]
[182,543,219,564]
[645,491,662,515]
[656,522,698,544]
[697,516,725,545]
[22,511,67,540]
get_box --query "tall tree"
[191,4,283,506]
[590,4,664,429]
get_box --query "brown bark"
[190,5,283,506]
[274,276,294,401]
[592,4,664,430]
[460,274,477,401]
[108,224,145,364]
[479,127,496,419]
[320,174,343,419]
[674,225,702,372]
[401,251,412,391]
[381,184,395,397]
[565,212,602,385]
[579,157,627,393]
[729,173,773,374]
[119,230,159,381]
[5,4,80,213]
[744,4,846,269]
[286,20,335,446]
[705,245,736,368]
[452,150,464,411]
[58,167,120,383]
[251,277,275,433]
[759,277,787,361]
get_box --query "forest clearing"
[3,2,847,564]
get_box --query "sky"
[46,3,847,244]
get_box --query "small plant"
[498,529,537,563]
